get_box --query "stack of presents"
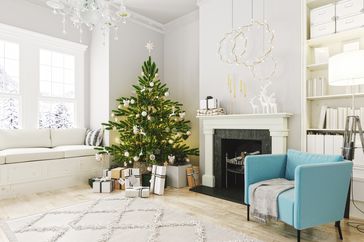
[89,164,200,198]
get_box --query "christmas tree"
[99,42,198,167]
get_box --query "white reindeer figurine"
[249,97,259,113]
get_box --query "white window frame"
[0,23,87,129]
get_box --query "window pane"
[64,84,75,98]
[0,41,4,58]
[40,49,51,65]
[0,96,20,129]
[63,69,74,84]
[40,81,51,96]
[40,65,51,81]
[52,67,63,83]
[0,63,18,93]
[0,41,19,94]
[52,52,63,67]
[4,59,18,77]
[39,101,74,128]
[52,82,63,97]
[39,49,75,100]
[4,42,19,60]
[63,55,74,69]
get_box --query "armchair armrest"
[244,154,287,205]
[294,161,353,230]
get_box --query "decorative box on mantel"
[197,113,293,188]
[166,164,192,188]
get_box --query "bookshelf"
[302,0,364,150]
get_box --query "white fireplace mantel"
[197,113,293,187]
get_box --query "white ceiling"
[26,0,198,24]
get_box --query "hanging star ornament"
[145,41,154,55]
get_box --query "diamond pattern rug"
[1,195,262,242]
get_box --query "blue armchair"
[244,149,353,242]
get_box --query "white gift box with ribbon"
[92,178,114,193]
[119,168,141,189]
[125,186,150,198]
[150,165,167,195]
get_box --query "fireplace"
[192,113,292,203]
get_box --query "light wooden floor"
[0,185,363,242]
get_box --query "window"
[39,49,76,128]
[0,40,20,129]
[0,24,86,130]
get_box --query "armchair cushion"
[285,149,343,180]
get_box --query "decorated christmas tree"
[99,42,198,167]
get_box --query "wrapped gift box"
[150,165,167,195]
[166,164,191,188]
[111,167,125,190]
[93,179,114,193]
[207,98,218,109]
[102,169,111,179]
[125,188,139,198]
[187,166,200,188]
[125,186,150,198]
[122,168,141,188]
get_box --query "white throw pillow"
[0,129,51,150]
[51,128,86,147]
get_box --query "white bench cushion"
[1,148,64,164]
[53,145,97,158]
[51,128,86,147]
[0,129,51,150]
[0,155,4,165]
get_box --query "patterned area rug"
[1,196,262,242]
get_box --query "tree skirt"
[1,196,262,242]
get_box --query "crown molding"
[128,10,166,34]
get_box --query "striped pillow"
[85,129,103,146]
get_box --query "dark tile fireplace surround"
[191,129,272,204]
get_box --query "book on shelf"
[318,105,327,129]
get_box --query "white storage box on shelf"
[0,128,108,199]
[310,4,336,39]
[310,4,335,26]
[337,13,364,32]
[336,0,364,19]
[311,22,336,38]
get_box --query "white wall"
[0,0,92,128]
[89,28,109,139]
[198,0,302,174]
[164,11,200,163]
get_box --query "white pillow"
[0,129,51,150]
[51,128,86,147]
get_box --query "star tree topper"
[145,41,154,55]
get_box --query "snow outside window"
[39,49,76,128]
[0,40,20,129]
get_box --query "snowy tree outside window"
[39,102,74,129]
[0,40,20,129]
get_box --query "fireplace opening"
[222,138,262,190]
